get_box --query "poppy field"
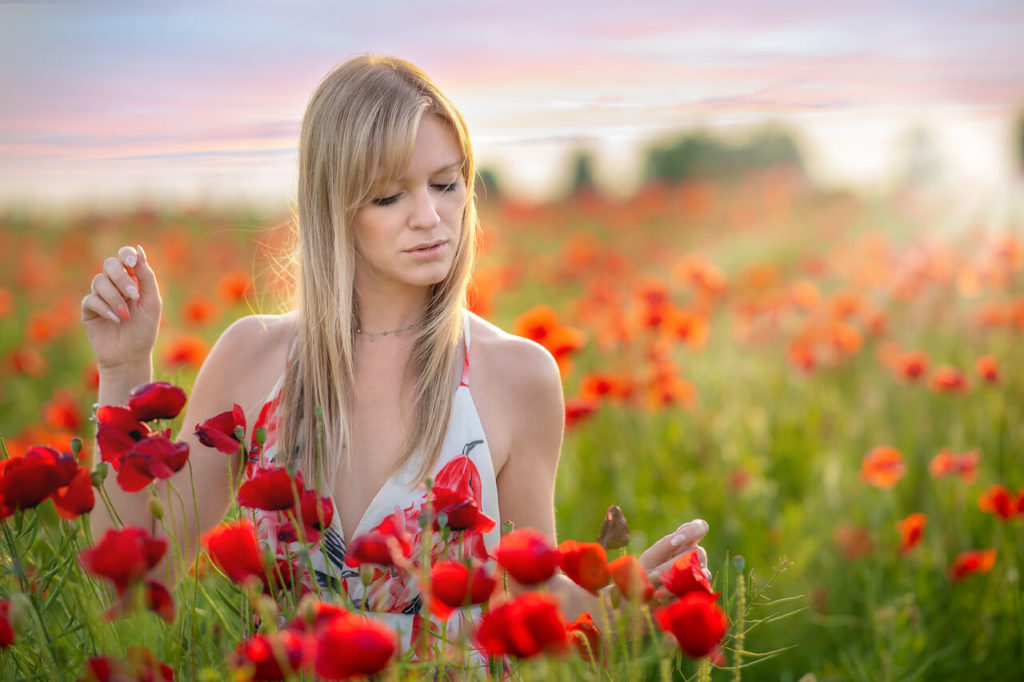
[0,169,1022,680]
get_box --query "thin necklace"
[355,319,423,342]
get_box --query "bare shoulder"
[467,312,562,396]
[190,311,298,417]
[466,312,564,475]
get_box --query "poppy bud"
[70,437,82,456]
[91,462,109,487]
[254,594,279,625]
[597,505,629,551]
[732,555,745,572]
[253,427,266,447]
[147,496,164,520]
[360,564,375,588]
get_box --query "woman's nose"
[409,187,441,230]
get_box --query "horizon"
[1,0,1022,211]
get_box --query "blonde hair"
[278,55,478,491]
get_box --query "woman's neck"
[354,283,430,334]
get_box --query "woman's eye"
[432,182,458,193]
[372,193,401,206]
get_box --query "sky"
[1,0,1022,209]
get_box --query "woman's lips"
[404,241,446,259]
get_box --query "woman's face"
[352,114,466,295]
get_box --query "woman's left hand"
[639,518,711,607]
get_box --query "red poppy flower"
[564,396,598,430]
[128,382,188,422]
[556,540,609,594]
[163,334,209,369]
[314,613,397,680]
[655,591,729,658]
[860,446,905,489]
[233,630,308,681]
[608,555,654,602]
[0,445,78,510]
[203,520,267,585]
[345,511,413,568]
[475,592,570,659]
[95,406,155,465]
[949,548,996,581]
[661,550,715,598]
[429,560,496,620]
[238,465,303,511]
[52,467,95,520]
[103,579,175,625]
[833,524,874,560]
[895,513,926,553]
[80,526,167,595]
[495,528,558,585]
[217,271,255,304]
[182,295,219,326]
[978,485,1020,521]
[928,449,979,483]
[286,600,353,635]
[116,435,190,493]
[567,610,603,662]
[929,366,968,394]
[295,488,334,542]
[44,388,82,431]
[194,404,246,454]
[0,599,14,648]
[895,350,929,381]
[975,355,999,383]
[81,646,173,682]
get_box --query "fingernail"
[124,253,137,268]
[671,533,690,547]
[136,244,147,261]
[126,285,139,300]
[117,304,131,321]
[106,311,121,323]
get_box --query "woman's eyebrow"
[430,160,462,175]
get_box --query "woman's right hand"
[81,245,162,371]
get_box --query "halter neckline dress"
[245,310,502,650]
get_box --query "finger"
[81,290,122,324]
[641,519,708,570]
[131,244,160,308]
[103,256,140,303]
[91,274,132,321]
[696,545,707,569]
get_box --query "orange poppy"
[978,485,1023,521]
[974,355,999,384]
[949,549,996,581]
[163,335,209,369]
[895,513,926,553]
[895,351,929,381]
[860,446,905,489]
[929,366,968,394]
[216,271,254,304]
[928,449,979,483]
[182,296,219,326]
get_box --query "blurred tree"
[475,167,502,203]
[643,128,804,183]
[569,150,598,195]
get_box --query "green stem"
[732,572,746,682]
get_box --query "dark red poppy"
[128,382,188,422]
[0,599,13,648]
[95,406,155,465]
[655,591,729,658]
[949,548,996,581]
[345,511,413,568]
[233,629,308,681]
[116,435,190,493]
[295,488,334,543]
[608,555,654,602]
[0,445,77,510]
[429,560,496,620]
[81,646,173,682]
[286,600,353,635]
[661,551,715,598]
[979,485,1019,521]
[929,366,968,394]
[556,540,609,594]
[52,466,95,520]
[80,526,167,595]
[238,465,303,511]
[975,355,999,383]
[564,396,598,430]
[203,520,267,585]
[896,513,927,553]
[103,579,175,625]
[475,592,569,659]
[567,611,602,662]
[194,404,246,454]
[314,613,398,680]
[495,528,558,585]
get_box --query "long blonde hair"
[278,55,478,491]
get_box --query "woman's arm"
[493,336,711,629]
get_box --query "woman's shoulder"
[196,311,298,412]
[466,311,560,389]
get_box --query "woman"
[81,55,710,644]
